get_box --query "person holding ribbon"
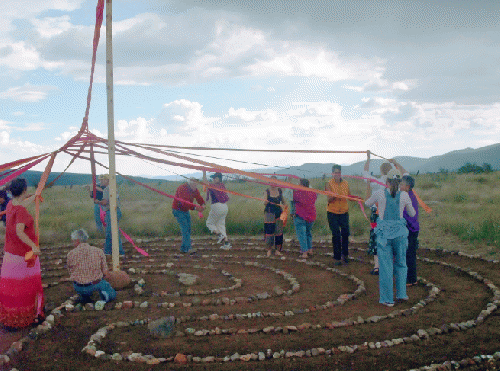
[205,172,231,250]
[293,178,317,259]
[0,178,45,329]
[365,168,416,307]
[84,176,106,233]
[264,176,287,257]
[172,178,205,254]
[363,152,394,275]
[326,164,351,265]
[95,174,124,256]
[391,160,420,286]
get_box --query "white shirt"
[365,189,416,220]
[362,170,387,194]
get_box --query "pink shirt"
[293,189,317,222]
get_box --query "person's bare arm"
[390,159,407,175]
[16,223,39,254]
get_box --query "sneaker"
[217,234,225,244]
[370,268,380,275]
[220,243,232,250]
[333,260,342,266]
[342,256,349,264]
[381,302,394,307]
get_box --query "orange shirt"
[326,178,350,214]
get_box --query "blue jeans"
[73,279,116,303]
[105,208,124,255]
[173,209,191,252]
[377,235,408,304]
[94,204,104,232]
[294,216,313,253]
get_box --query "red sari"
[0,202,44,328]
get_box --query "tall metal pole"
[106,0,120,271]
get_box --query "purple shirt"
[207,183,229,204]
[403,190,419,232]
[293,189,317,223]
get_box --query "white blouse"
[365,189,416,220]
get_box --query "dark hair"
[388,178,400,198]
[299,178,309,187]
[332,164,341,172]
[0,190,8,200]
[402,175,415,190]
[9,178,28,197]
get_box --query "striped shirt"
[67,243,108,284]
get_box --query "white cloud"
[0,83,57,102]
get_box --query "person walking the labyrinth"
[95,174,124,256]
[84,176,106,233]
[264,176,287,257]
[172,178,205,254]
[293,178,317,259]
[363,151,394,275]
[365,168,416,307]
[205,172,231,250]
[391,160,420,286]
[326,164,351,265]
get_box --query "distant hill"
[2,171,165,188]
[3,144,498,185]
[274,143,500,177]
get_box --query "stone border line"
[77,253,499,367]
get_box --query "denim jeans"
[73,279,116,303]
[173,209,191,252]
[294,216,313,253]
[104,208,124,255]
[377,235,408,304]
[94,204,104,232]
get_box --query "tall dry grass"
[21,171,500,251]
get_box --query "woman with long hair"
[0,178,44,329]
[365,169,416,307]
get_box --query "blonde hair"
[380,163,392,176]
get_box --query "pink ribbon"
[99,206,148,256]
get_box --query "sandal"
[370,268,379,275]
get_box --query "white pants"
[206,202,228,238]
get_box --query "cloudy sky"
[1,0,499,177]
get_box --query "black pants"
[327,212,350,260]
[406,230,419,284]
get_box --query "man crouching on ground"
[67,228,116,305]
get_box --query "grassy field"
[25,171,500,257]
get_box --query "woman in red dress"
[0,178,44,329]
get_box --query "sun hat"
[387,168,402,180]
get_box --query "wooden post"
[365,150,371,199]
[106,0,120,271]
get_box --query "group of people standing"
[0,160,421,330]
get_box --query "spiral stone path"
[1,236,500,371]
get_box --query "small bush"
[453,194,468,203]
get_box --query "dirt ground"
[1,236,500,371]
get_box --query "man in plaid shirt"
[67,229,116,304]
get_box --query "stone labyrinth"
[2,237,500,371]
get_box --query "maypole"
[106,0,120,271]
